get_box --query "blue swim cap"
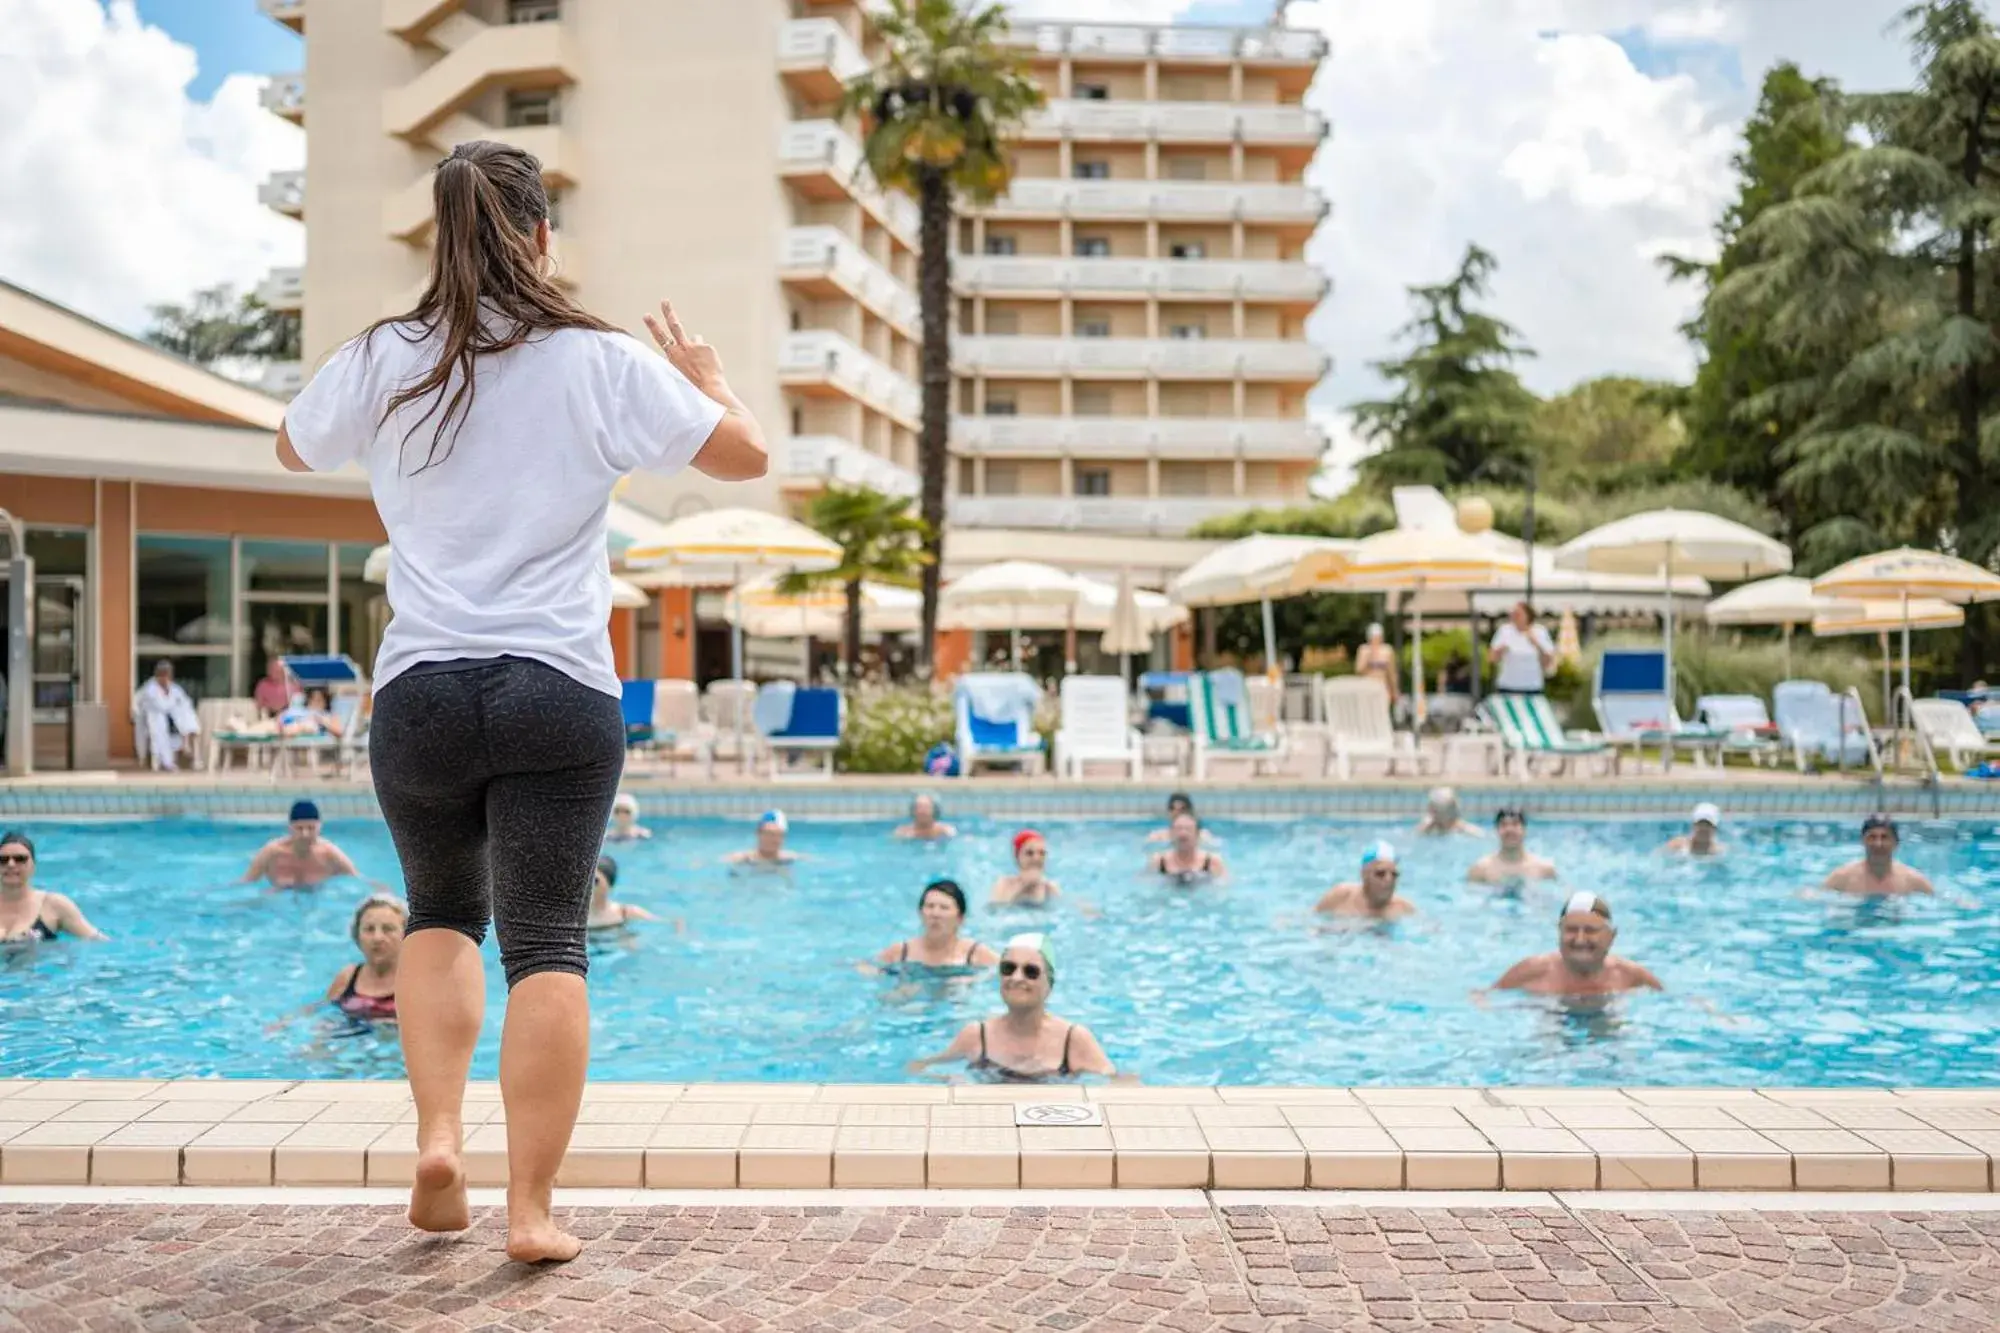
[1360,840,1397,867]
[759,810,788,832]
[290,800,321,823]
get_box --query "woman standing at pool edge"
[274,141,768,1264]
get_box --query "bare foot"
[505,1215,582,1264]
[408,1150,469,1233]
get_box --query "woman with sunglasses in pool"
[0,832,106,943]
[872,879,998,971]
[909,934,1115,1082]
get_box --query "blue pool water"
[2,814,1997,1086]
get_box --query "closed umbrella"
[1813,548,2000,704]
[1101,568,1152,688]
[940,560,1084,671]
[1555,510,1791,709]
[1703,575,1836,679]
[1168,534,1353,684]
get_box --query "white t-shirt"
[284,322,725,697]
[1490,622,1555,692]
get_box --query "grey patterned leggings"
[369,658,625,988]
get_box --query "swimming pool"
[3,814,1996,1086]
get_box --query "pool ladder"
[1894,685,1944,818]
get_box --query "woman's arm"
[643,302,768,482]
[621,903,662,923]
[48,894,106,941]
[907,1022,980,1074]
[276,423,311,473]
[1067,1025,1116,1077]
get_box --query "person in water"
[1315,841,1416,920]
[910,933,1114,1081]
[1467,808,1557,884]
[1822,814,1934,896]
[588,855,661,930]
[1662,803,1725,857]
[990,829,1062,905]
[1490,892,1662,996]
[1147,792,1221,845]
[327,893,406,1020]
[0,832,105,943]
[1414,787,1480,837]
[874,879,999,969]
[726,810,797,867]
[241,801,362,889]
[604,793,651,843]
[1149,812,1226,883]
[894,793,957,841]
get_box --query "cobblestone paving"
[2,1203,1998,1332]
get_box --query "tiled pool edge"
[4,1079,1998,1194]
[4,776,1993,820]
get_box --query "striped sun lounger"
[1479,693,1618,777]
[1187,669,1286,779]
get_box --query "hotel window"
[983,234,1018,256]
[984,395,1018,416]
[1169,322,1208,340]
[985,309,1020,335]
[1169,241,1207,260]
[1075,468,1112,497]
[1075,82,1111,101]
[134,536,234,702]
[1073,236,1111,258]
[505,90,560,127]
[509,0,560,22]
[1072,160,1110,180]
[241,540,333,693]
[985,463,1021,495]
[1160,462,1211,496]
[1165,157,1207,181]
[1073,386,1112,415]
[1075,317,1112,338]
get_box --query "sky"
[1,0,1925,491]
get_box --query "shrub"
[837,685,954,774]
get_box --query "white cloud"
[0,0,302,334]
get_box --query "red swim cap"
[1013,829,1044,857]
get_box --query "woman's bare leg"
[498,971,588,1262]
[397,928,485,1233]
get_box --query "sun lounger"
[1054,675,1141,780]
[1479,692,1618,777]
[1911,697,2000,772]
[1694,694,1783,767]
[1593,650,1729,769]
[1773,680,1875,772]
[1187,668,1286,779]
[955,672,1047,777]
[757,683,842,779]
[1317,676,1424,779]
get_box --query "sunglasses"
[998,960,1044,981]
[0,853,30,866]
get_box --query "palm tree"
[841,0,1044,675]
[783,484,932,679]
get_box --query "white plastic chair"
[703,679,760,770]
[651,679,713,775]
[1912,697,2000,771]
[1054,675,1141,780]
[1318,676,1424,779]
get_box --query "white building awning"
[0,402,369,497]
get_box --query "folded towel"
[958,672,1040,723]
[1207,668,1248,717]
[753,681,798,736]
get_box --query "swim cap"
[1360,840,1397,867]
[1862,812,1898,838]
[1366,622,1384,638]
[921,878,967,915]
[596,855,618,887]
[1013,828,1045,857]
[290,800,321,823]
[1691,802,1720,828]
[613,794,638,815]
[1494,806,1527,825]
[1005,931,1055,981]
[1561,891,1610,922]
[760,810,788,832]
[1427,786,1457,808]
[0,831,34,859]
[1167,791,1193,813]
[913,793,941,817]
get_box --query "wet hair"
[1494,806,1527,826]
[1861,813,1899,841]
[0,831,34,860]
[921,878,967,917]
[1166,791,1193,814]
[349,893,408,944]
[361,140,616,474]
[596,854,618,888]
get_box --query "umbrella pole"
[1260,597,1278,683]
[1466,593,1482,703]
[1411,584,1427,727]
[1783,621,1793,681]
[1663,551,1676,715]
[732,563,746,772]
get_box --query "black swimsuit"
[9,894,57,942]
[1158,852,1217,883]
[897,940,981,967]
[972,1020,1075,1082]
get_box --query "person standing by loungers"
[274,140,768,1263]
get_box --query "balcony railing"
[953,415,1326,460]
[258,0,305,33]
[998,23,1326,63]
[778,17,870,100]
[383,20,578,140]
[977,179,1325,224]
[1023,100,1323,145]
[780,331,921,425]
[260,361,306,399]
[953,336,1328,381]
[780,227,919,334]
[256,266,306,313]
[259,170,305,218]
[956,256,1326,302]
[784,436,920,498]
[949,495,1254,535]
[260,73,306,122]
[779,121,920,247]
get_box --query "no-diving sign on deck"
[1014,1102,1103,1128]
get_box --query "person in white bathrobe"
[134,660,200,772]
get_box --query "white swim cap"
[1561,890,1610,921]
[613,793,638,814]
[1691,802,1720,828]
[759,809,788,832]
[1360,840,1397,867]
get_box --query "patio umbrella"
[1555,510,1792,709]
[623,508,841,756]
[1168,534,1354,684]
[940,561,1084,671]
[1298,527,1527,724]
[1100,568,1152,688]
[1812,599,1965,723]
[1812,548,2000,703]
[1703,575,1836,679]
[727,577,921,641]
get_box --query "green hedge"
[836,686,954,774]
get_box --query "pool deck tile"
[0,1145,91,1184]
[927,1126,1022,1187]
[737,1123,837,1188]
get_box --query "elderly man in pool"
[727,810,798,868]
[894,793,956,842]
[1467,807,1557,884]
[1315,841,1416,920]
[1822,814,1933,896]
[1488,892,1662,997]
[240,800,361,889]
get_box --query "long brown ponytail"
[364,140,616,473]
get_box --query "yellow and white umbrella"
[940,561,1085,670]
[1704,575,1841,678]
[364,543,648,608]
[1813,548,2000,700]
[1168,534,1354,684]
[1299,527,1528,721]
[1813,599,1965,723]
[726,576,921,640]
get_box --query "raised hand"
[643,300,727,397]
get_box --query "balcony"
[384,20,578,141]
[260,73,305,123]
[260,361,306,399]
[384,0,467,40]
[998,23,1326,64]
[258,0,304,33]
[780,121,919,248]
[259,170,305,219]
[780,330,921,426]
[953,336,1328,382]
[783,436,920,498]
[953,416,1326,460]
[956,256,1326,303]
[780,227,919,335]
[779,17,870,103]
[978,179,1325,226]
[256,266,305,313]
[949,495,1253,535]
[1023,100,1323,146]
[384,125,575,240]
